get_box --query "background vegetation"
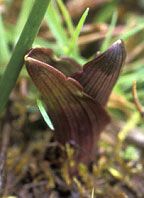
[0,0,144,197]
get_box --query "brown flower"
[25,40,126,168]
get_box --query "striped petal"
[25,50,110,164]
[72,40,126,106]
[26,47,81,77]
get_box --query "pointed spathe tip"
[115,39,122,44]
[113,39,125,47]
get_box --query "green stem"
[0,0,51,115]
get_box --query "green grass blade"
[0,0,51,115]
[101,10,118,52]
[0,15,10,64]
[57,0,74,37]
[94,0,118,23]
[67,8,89,56]
[37,99,54,130]
[121,23,144,40]
[14,0,34,41]
[45,2,69,53]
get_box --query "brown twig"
[132,80,144,119]
[0,101,13,196]
[0,123,10,197]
